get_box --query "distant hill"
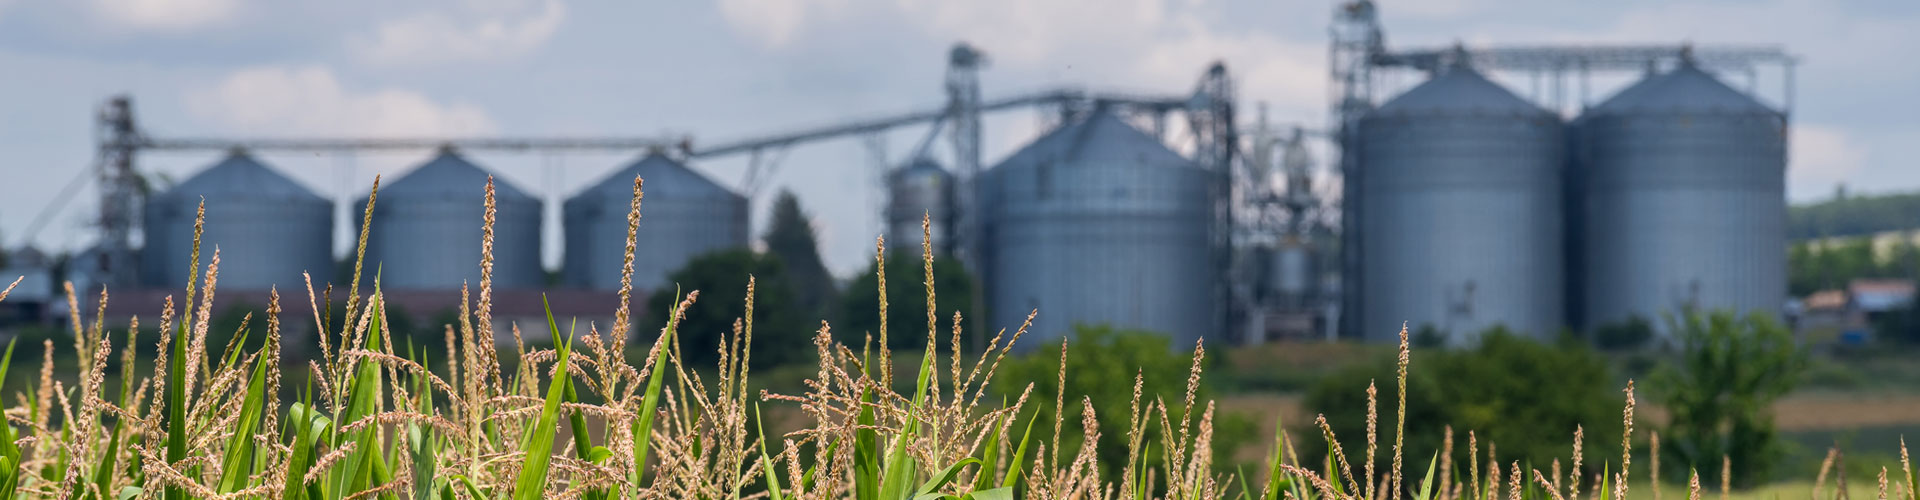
[1790,191,1920,240]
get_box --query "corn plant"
[0,172,1906,500]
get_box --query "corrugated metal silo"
[356,149,544,290]
[981,109,1219,348]
[1357,64,1564,343]
[563,153,748,292]
[886,158,955,255]
[143,151,333,291]
[1575,62,1787,332]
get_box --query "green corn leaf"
[972,415,1005,492]
[512,318,573,500]
[0,340,20,499]
[164,309,190,500]
[968,487,1015,500]
[757,404,784,500]
[1328,451,1347,498]
[878,426,922,500]
[1596,464,1610,500]
[910,458,980,499]
[281,389,327,500]
[91,422,122,500]
[452,475,489,500]
[1001,412,1038,490]
[543,299,604,500]
[1238,464,1255,500]
[855,388,881,500]
[1415,452,1440,500]
[1265,414,1290,500]
[217,352,271,493]
[336,296,391,497]
[630,289,682,488]
[409,356,438,500]
[0,455,15,500]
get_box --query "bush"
[1653,310,1807,488]
[838,252,973,352]
[998,325,1253,480]
[1592,315,1654,351]
[640,249,809,368]
[1410,324,1446,349]
[1304,328,1624,481]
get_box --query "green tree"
[640,249,808,368]
[1410,323,1446,349]
[1790,189,1920,240]
[1591,315,1654,351]
[997,325,1253,481]
[1872,305,1920,345]
[1653,311,1808,488]
[1304,328,1624,481]
[838,253,973,352]
[763,190,838,321]
[1787,242,1819,297]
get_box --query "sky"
[0,0,1914,278]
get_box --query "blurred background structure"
[9,0,1808,348]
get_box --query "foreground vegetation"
[0,175,1911,500]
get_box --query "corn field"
[0,173,1912,500]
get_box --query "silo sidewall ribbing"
[984,114,1217,350]
[360,195,543,290]
[1360,111,1564,343]
[562,155,750,293]
[1580,111,1787,332]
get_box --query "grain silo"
[1574,61,1787,332]
[981,108,1218,348]
[356,148,544,290]
[1356,63,1564,343]
[886,158,955,255]
[563,153,748,292]
[143,150,333,291]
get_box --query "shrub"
[998,325,1254,480]
[1591,315,1654,351]
[640,248,809,368]
[1304,328,1624,481]
[1653,310,1808,488]
[838,252,973,352]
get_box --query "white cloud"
[1134,26,1326,122]
[716,0,813,49]
[1788,124,1868,200]
[712,0,1325,125]
[1390,0,1488,20]
[895,0,1169,65]
[90,0,239,31]
[351,0,567,66]
[186,64,497,137]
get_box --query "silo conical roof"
[144,151,333,291]
[158,151,326,203]
[575,153,738,201]
[982,107,1217,348]
[994,109,1193,170]
[381,149,537,202]
[1589,63,1774,115]
[895,157,953,180]
[1371,65,1547,117]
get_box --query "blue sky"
[0,0,1910,276]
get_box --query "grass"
[0,174,1913,500]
